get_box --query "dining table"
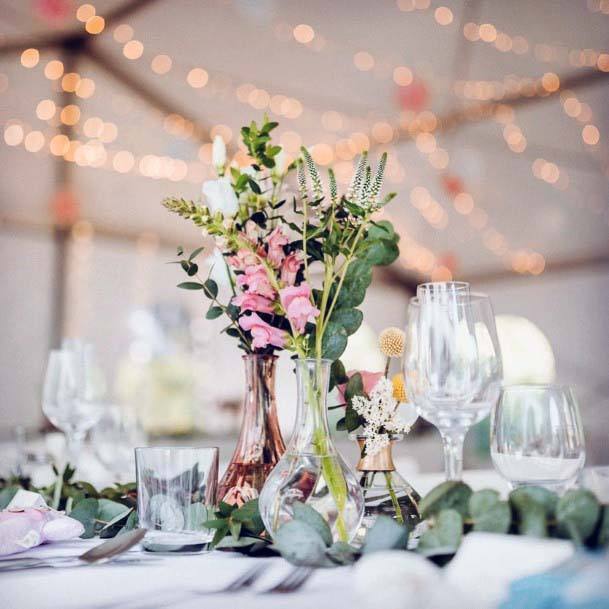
[2,469,586,609]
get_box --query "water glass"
[135,447,219,552]
[491,385,585,491]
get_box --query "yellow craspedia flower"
[379,327,405,358]
[392,373,408,402]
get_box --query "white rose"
[202,177,239,216]
[212,135,226,172]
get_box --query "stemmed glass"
[404,283,503,480]
[491,385,585,492]
[42,343,105,467]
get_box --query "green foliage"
[362,515,409,554]
[203,499,267,553]
[417,509,463,557]
[469,490,511,534]
[419,481,473,519]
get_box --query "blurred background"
[1,0,608,478]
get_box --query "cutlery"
[262,566,314,593]
[0,528,147,572]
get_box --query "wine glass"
[491,385,585,492]
[42,346,105,467]
[92,405,145,481]
[404,284,502,480]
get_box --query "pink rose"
[281,252,302,286]
[236,265,275,299]
[227,248,259,271]
[279,283,320,334]
[239,313,286,349]
[266,225,289,268]
[336,370,384,404]
[232,292,274,314]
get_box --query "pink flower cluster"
[226,223,321,350]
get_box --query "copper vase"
[218,354,285,506]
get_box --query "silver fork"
[262,567,314,594]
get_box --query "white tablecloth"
[2,471,575,609]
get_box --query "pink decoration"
[239,313,286,349]
[0,508,84,556]
[396,78,429,112]
[35,0,72,22]
[266,225,289,268]
[280,252,302,286]
[236,265,275,299]
[279,283,320,334]
[336,370,384,404]
[232,292,275,314]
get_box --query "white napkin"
[6,489,48,510]
[444,532,574,608]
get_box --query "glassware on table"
[92,405,146,482]
[404,283,503,480]
[352,433,420,546]
[135,447,218,552]
[42,344,105,467]
[259,358,364,543]
[491,384,585,492]
[218,354,285,505]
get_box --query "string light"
[151,54,172,75]
[20,48,39,68]
[123,40,144,60]
[293,24,315,44]
[44,60,64,80]
[85,15,105,35]
[76,3,95,22]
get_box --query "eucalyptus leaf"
[70,497,99,539]
[215,535,266,549]
[419,481,472,519]
[509,486,557,517]
[367,220,396,241]
[0,486,19,509]
[293,502,333,547]
[556,489,601,543]
[206,306,223,320]
[469,489,501,515]
[344,373,364,400]
[203,279,218,299]
[362,515,408,554]
[518,505,548,538]
[177,282,203,290]
[472,501,511,534]
[417,509,463,557]
[273,520,327,566]
[360,239,399,266]
[326,541,358,565]
[335,260,372,309]
[322,323,348,361]
[98,498,131,523]
[329,308,363,336]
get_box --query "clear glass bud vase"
[353,434,421,545]
[218,354,286,506]
[259,358,364,543]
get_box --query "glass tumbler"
[136,447,218,552]
[491,385,585,492]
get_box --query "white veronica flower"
[271,149,288,178]
[212,135,226,171]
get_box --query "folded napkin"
[0,490,84,556]
[500,551,609,609]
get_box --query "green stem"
[383,471,404,525]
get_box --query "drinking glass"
[42,346,105,466]
[405,284,502,480]
[491,385,585,491]
[135,447,218,552]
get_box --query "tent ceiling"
[1,0,608,278]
